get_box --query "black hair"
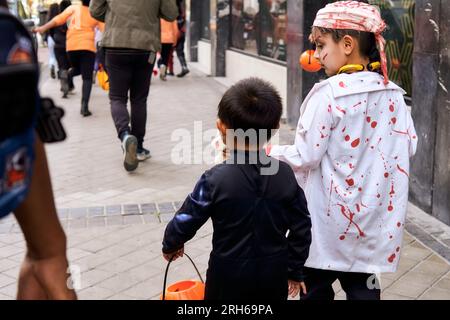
[47,3,60,22]
[312,27,381,64]
[81,0,90,6]
[0,0,7,8]
[218,77,282,145]
[60,0,71,12]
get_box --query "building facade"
[188,0,450,225]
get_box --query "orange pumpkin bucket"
[161,253,205,300]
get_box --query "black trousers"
[300,267,381,300]
[54,47,70,71]
[158,43,174,67]
[175,32,186,60]
[105,48,154,147]
[67,50,95,80]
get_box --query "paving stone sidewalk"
[0,48,449,300]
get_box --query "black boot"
[80,79,93,117]
[81,100,92,117]
[177,56,190,78]
[60,69,70,98]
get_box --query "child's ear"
[342,35,355,56]
[216,119,227,136]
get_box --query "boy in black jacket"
[162,78,311,300]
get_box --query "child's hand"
[163,246,184,262]
[265,143,272,156]
[288,280,307,298]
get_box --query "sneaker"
[137,147,151,161]
[159,64,167,81]
[121,134,139,172]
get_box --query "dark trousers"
[54,47,70,71]
[158,43,174,67]
[67,50,95,81]
[105,49,154,147]
[300,267,381,300]
[175,32,186,60]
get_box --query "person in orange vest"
[158,18,179,81]
[34,0,104,117]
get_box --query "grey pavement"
[0,48,449,300]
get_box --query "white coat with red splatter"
[270,71,417,273]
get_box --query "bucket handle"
[162,252,204,300]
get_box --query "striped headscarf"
[313,1,389,84]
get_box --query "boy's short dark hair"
[81,0,90,6]
[218,77,282,145]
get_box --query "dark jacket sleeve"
[287,184,312,282]
[162,172,213,254]
[89,0,107,22]
[159,0,178,22]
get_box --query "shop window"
[230,0,287,62]
[200,0,211,40]
[369,0,415,97]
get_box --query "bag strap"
[162,252,204,300]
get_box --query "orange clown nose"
[299,50,321,72]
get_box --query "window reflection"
[231,0,287,62]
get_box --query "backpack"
[0,8,66,218]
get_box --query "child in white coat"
[269,1,417,300]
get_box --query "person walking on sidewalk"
[89,0,178,172]
[47,0,73,98]
[163,78,312,300]
[175,0,189,78]
[45,3,59,80]
[158,18,179,81]
[34,0,104,117]
[269,1,418,300]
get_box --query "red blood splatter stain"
[384,172,389,178]
[358,187,362,192]
[345,135,351,141]
[346,178,354,186]
[352,102,362,108]
[396,246,400,252]
[349,163,354,169]
[413,135,417,139]
[397,164,409,177]
[388,254,396,263]
[366,116,371,123]
[390,184,395,196]
[337,204,365,237]
[342,126,346,133]
[389,104,395,112]
[356,204,361,212]
[322,126,326,130]
[377,194,381,198]
[339,81,346,88]
[391,117,397,124]
[397,222,402,227]
[393,129,409,135]
[371,121,378,128]
[388,201,394,212]
[389,235,393,239]
[336,106,346,114]
[316,144,320,147]
[328,105,332,113]
[351,138,360,148]
[339,235,346,240]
